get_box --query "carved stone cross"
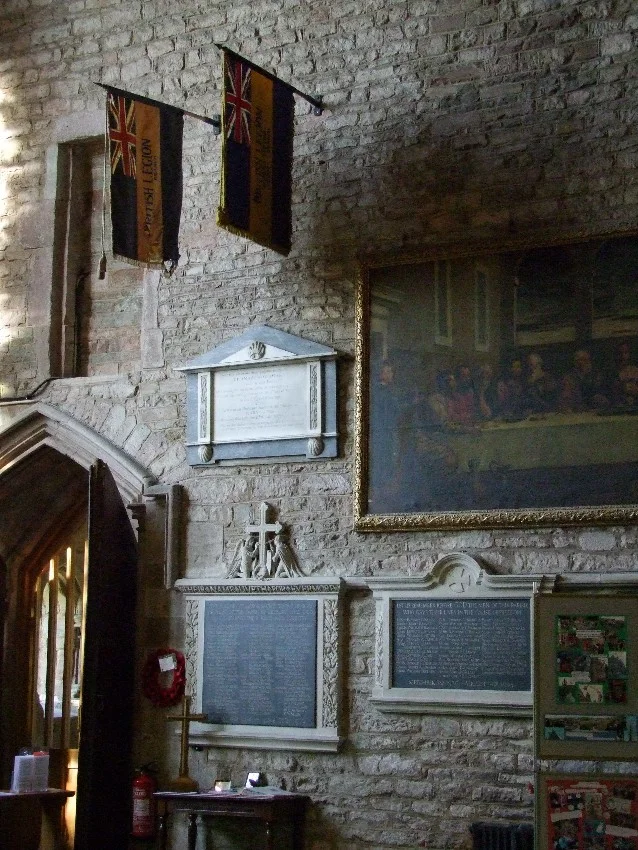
[246,502,282,577]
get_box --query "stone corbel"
[127,500,146,534]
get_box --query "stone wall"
[1,0,638,847]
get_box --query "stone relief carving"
[198,372,209,438]
[322,598,339,729]
[249,340,266,360]
[184,598,199,701]
[197,444,213,463]
[307,436,323,457]
[446,565,474,594]
[309,362,319,429]
[269,529,302,579]
[227,534,258,579]
[177,583,341,595]
[225,501,303,580]
[375,604,384,688]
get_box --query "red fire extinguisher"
[131,764,157,839]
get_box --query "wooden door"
[0,557,5,778]
[73,460,138,850]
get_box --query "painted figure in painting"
[525,352,558,413]
[559,349,609,412]
[368,360,402,511]
[612,341,638,409]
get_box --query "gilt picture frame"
[354,231,638,531]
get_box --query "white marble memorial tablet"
[178,325,338,465]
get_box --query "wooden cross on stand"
[166,695,207,791]
[246,501,282,578]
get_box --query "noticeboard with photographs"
[538,773,638,850]
[536,593,638,760]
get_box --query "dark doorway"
[74,459,138,850]
[0,450,138,850]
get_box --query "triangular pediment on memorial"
[176,325,337,372]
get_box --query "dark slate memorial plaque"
[202,599,318,728]
[391,598,531,691]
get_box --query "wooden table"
[154,789,309,850]
[0,788,74,850]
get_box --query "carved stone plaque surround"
[367,553,541,716]
[176,578,344,752]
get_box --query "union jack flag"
[217,48,295,254]
[225,56,251,145]
[108,93,136,177]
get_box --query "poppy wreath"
[141,648,186,707]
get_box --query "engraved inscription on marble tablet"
[392,598,531,692]
[202,599,317,728]
[213,362,318,443]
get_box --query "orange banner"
[249,72,273,244]
[135,102,163,266]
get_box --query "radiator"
[470,822,534,850]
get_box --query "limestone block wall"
[1,1,638,848]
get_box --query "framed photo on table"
[354,231,638,531]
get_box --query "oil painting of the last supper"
[357,232,638,529]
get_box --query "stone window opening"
[49,134,144,379]
[50,137,103,378]
[31,522,88,847]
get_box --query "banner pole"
[215,45,323,115]
[95,83,221,131]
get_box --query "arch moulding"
[0,402,181,586]
[0,401,155,502]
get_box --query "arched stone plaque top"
[367,552,543,596]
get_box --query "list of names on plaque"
[392,598,531,691]
[202,599,318,728]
